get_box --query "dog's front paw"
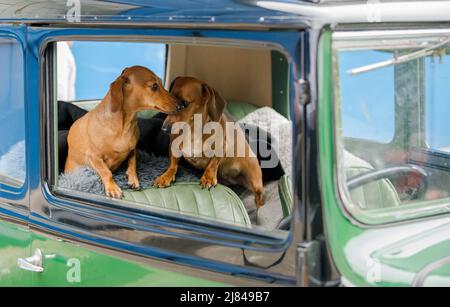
[255,191,265,208]
[153,172,175,188]
[200,174,217,190]
[105,182,123,198]
[127,175,140,190]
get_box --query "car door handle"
[17,249,44,273]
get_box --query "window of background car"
[53,40,292,236]
[0,37,25,188]
[339,50,395,143]
[333,30,450,224]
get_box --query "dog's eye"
[150,83,158,91]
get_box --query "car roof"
[1,0,449,26]
[0,0,308,27]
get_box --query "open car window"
[53,40,293,236]
[333,30,450,224]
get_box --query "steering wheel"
[347,164,428,200]
[276,164,428,231]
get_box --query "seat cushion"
[138,109,159,119]
[278,175,292,218]
[344,151,401,209]
[123,183,251,226]
[346,166,401,210]
[225,101,259,121]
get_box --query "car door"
[0,25,32,287]
[316,27,450,287]
[24,25,303,286]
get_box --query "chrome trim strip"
[2,20,308,30]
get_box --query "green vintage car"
[0,0,450,287]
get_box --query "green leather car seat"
[277,152,402,213]
[278,175,292,218]
[344,151,401,210]
[225,101,259,121]
[131,93,290,225]
[123,183,251,226]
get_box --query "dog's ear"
[169,77,180,93]
[109,74,128,113]
[203,84,226,121]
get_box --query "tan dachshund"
[153,76,264,208]
[65,66,184,198]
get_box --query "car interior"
[334,34,450,216]
[53,41,293,233]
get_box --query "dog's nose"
[161,122,172,133]
[176,99,186,111]
[176,103,184,111]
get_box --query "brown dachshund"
[153,76,265,208]
[65,66,184,198]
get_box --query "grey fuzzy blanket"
[58,151,201,195]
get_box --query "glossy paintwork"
[30,229,228,287]
[0,220,32,286]
[0,0,447,287]
[422,262,450,286]
[2,0,447,25]
[0,1,304,284]
[0,0,307,26]
[318,29,450,287]
[0,218,227,286]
